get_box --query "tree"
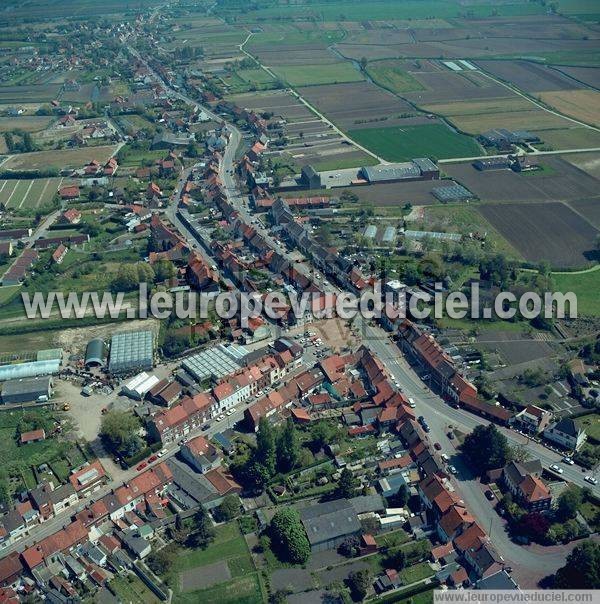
[359,56,368,71]
[0,478,10,508]
[461,424,510,475]
[346,568,372,601]
[554,540,600,588]
[269,508,310,564]
[309,421,340,452]
[518,512,550,542]
[387,548,406,571]
[338,535,360,557]
[557,485,583,521]
[154,259,176,283]
[214,494,240,522]
[111,264,140,292]
[245,459,271,492]
[188,505,215,549]
[393,485,409,508]
[336,468,358,499]
[146,544,177,575]
[255,417,276,475]
[276,419,299,473]
[100,411,142,457]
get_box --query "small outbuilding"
[85,338,106,368]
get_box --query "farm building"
[108,330,154,374]
[432,183,473,202]
[84,339,106,368]
[121,372,161,400]
[299,499,362,553]
[473,158,511,171]
[182,343,248,382]
[360,158,439,183]
[403,230,461,242]
[362,225,377,240]
[478,129,540,150]
[0,358,60,381]
[1,376,53,404]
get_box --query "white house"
[543,418,586,451]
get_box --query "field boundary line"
[238,31,387,164]
[4,180,19,207]
[37,178,52,208]
[18,180,34,209]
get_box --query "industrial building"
[108,331,154,374]
[360,158,439,183]
[121,372,161,400]
[404,230,461,242]
[0,358,61,382]
[299,499,361,553]
[300,165,322,189]
[84,339,105,368]
[182,344,249,383]
[473,157,511,171]
[432,183,473,202]
[478,129,540,151]
[1,376,53,404]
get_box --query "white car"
[226,408,235,416]
[562,457,575,465]
[585,476,598,485]
[408,397,416,408]
[216,414,225,422]
[157,448,167,457]
[448,465,458,475]
[549,464,563,474]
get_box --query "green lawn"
[110,575,161,604]
[348,124,482,162]
[174,522,250,572]
[271,63,364,87]
[576,413,600,442]
[375,528,410,548]
[237,68,277,87]
[398,561,435,585]
[552,269,600,317]
[366,60,425,94]
[174,572,263,604]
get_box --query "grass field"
[237,68,277,88]
[398,561,435,584]
[271,63,364,87]
[552,269,600,316]
[0,177,65,209]
[0,116,52,133]
[175,573,263,604]
[537,127,600,150]
[110,575,161,604]
[576,413,600,442]
[366,60,425,94]
[3,145,119,171]
[348,123,482,161]
[540,90,600,127]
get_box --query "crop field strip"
[0,176,64,209]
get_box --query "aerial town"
[0,0,598,602]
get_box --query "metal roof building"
[1,376,53,404]
[0,359,60,382]
[362,225,377,240]
[404,230,461,242]
[108,331,154,374]
[432,183,473,202]
[299,499,361,552]
[85,339,105,368]
[361,162,420,183]
[182,344,248,382]
[36,349,63,362]
[121,372,161,400]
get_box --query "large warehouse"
[108,331,154,374]
[2,376,53,405]
[360,158,439,183]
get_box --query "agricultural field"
[3,144,120,171]
[552,269,600,316]
[270,62,364,86]
[348,123,482,161]
[540,90,600,127]
[535,127,600,149]
[554,66,600,89]
[443,157,600,203]
[365,59,425,94]
[0,116,53,133]
[0,177,67,209]
[563,152,600,179]
[478,201,599,268]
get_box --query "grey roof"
[50,483,76,505]
[381,226,396,243]
[85,338,105,367]
[551,417,580,437]
[432,183,473,202]
[2,375,52,399]
[412,157,438,173]
[182,343,248,382]
[349,494,385,514]
[299,498,361,546]
[377,472,409,497]
[109,331,154,374]
[475,569,518,590]
[404,230,461,242]
[166,458,218,506]
[363,225,377,239]
[362,163,420,183]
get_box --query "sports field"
[0,177,66,209]
[348,123,482,161]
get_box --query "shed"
[85,338,106,368]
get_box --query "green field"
[552,268,600,316]
[229,0,546,21]
[0,177,62,210]
[271,63,364,87]
[175,573,263,604]
[576,414,600,442]
[348,123,482,162]
[366,60,425,94]
[110,575,161,604]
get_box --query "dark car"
[422,424,431,433]
[202,423,211,431]
[485,490,495,501]
[434,442,442,450]
[417,415,425,424]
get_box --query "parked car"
[408,397,416,408]
[136,462,147,471]
[485,490,495,501]
[549,464,563,474]
[157,449,167,457]
[434,442,442,450]
[585,476,598,485]
[448,465,458,475]
[562,457,575,465]
[202,424,211,431]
